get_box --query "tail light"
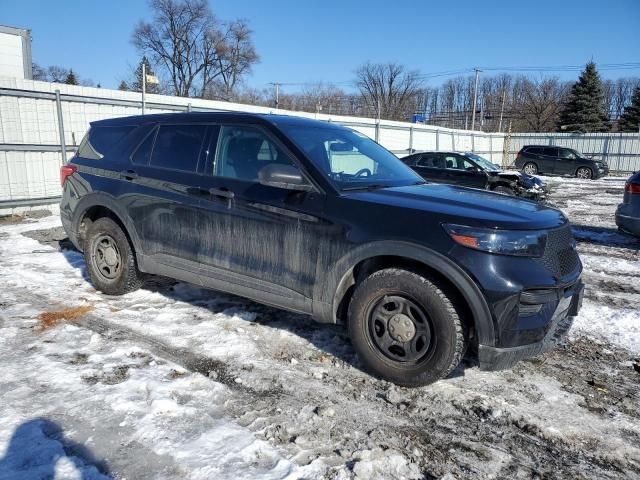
[625,182,640,195]
[516,151,523,160]
[60,165,77,186]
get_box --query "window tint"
[559,148,577,159]
[525,147,542,155]
[150,124,207,172]
[543,147,558,157]
[215,125,296,181]
[131,128,156,165]
[417,154,445,168]
[77,125,135,160]
[443,155,474,170]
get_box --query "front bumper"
[478,280,584,371]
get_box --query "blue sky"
[3,0,640,91]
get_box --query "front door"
[195,124,324,300]
[443,154,488,189]
[557,147,578,175]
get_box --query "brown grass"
[37,305,94,331]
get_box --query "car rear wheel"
[84,217,145,295]
[576,167,593,179]
[348,268,465,387]
[523,162,538,175]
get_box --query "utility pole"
[498,89,506,132]
[269,82,281,109]
[471,68,481,131]
[141,62,146,115]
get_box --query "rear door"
[524,147,548,172]
[196,123,325,300]
[123,123,212,263]
[542,147,560,174]
[413,153,448,183]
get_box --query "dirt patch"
[0,210,52,225]
[37,305,94,331]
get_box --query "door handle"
[208,187,235,199]
[120,170,138,180]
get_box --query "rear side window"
[149,124,207,172]
[543,147,558,157]
[525,147,542,155]
[77,126,135,160]
[131,128,157,165]
[417,154,444,168]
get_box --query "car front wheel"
[576,167,593,179]
[348,268,465,387]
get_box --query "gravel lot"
[1,175,639,479]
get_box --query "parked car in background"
[615,171,640,237]
[60,112,584,386]
[401,151,547,200]
[515,145,609,179]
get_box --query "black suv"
[401,151,547,200]
[515,145,609,179]
[60,113,584,386]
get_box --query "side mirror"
[258,164,314,191]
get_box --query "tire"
[523,162,538,175]
[348,268,465,387]
[492,185,515,196]
[84,217,145,295]
[576,167,593,179]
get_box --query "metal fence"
[1,77,639,210]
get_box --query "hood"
[344,183,566,230]
[494,170,546,188]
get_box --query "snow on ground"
[1,175,639,479]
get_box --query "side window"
[444,155,460,169]
[526,147,542,155]
[131,128,156,165]
[417,154,444,168]
[77,126,135,160]
[215,125,297,181]
[543,147,558,157]
[559,148,576,159]
[149,124,207,172]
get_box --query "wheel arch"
[313,241,495,347]
[71,194,144,266]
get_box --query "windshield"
[279,124,424,190]
[465,153,501,172]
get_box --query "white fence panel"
[1,76,639,209]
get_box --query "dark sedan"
[514,145,609,179]
[401,151,547,200]
[616,171,640,237]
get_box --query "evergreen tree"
[64,69,78,85]
[131,56,158,93]
[557,62,610,132]
[618,86,640,132]
[118,80,129,91]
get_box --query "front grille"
[536,224,580,278]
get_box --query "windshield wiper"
[341,184,392,192]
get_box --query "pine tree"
[618,86,640,132]
[557,62,610,132]
[118,80,129,91]
[131,56,158,93]
[64,69,79,85]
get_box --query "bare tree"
[511,77,568,132]
[355,62,424,121]
[132,0,258,98]
[47,66,70,83]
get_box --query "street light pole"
[471,68,481,131]
[498,89,506,132]
[269,82,281,109]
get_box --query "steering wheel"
[354,168,372,178]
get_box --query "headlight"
[443,224,547,257]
